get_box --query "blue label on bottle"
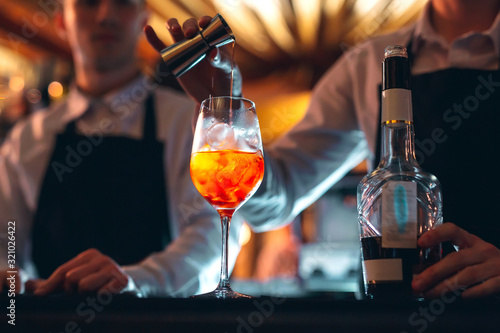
[394,184,409,233]
[382,181,417,248]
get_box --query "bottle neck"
[379,48,415,168]
[379,121,417,167]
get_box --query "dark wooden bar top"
[2,293,499,332]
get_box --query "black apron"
[32,94,171,279]
[376,41,500,249]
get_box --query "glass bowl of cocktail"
[190,96,264,299]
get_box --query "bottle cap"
[385,45,408,58]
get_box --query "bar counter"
[2,293,499,332]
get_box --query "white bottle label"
[382,181,417,248]
[381,89,413,123]
[363,259,403,283]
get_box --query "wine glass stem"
[219,215,231,290]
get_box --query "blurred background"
[0,0,426,296]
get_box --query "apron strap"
[62,94,156,141]
[64,119,77,134]
[143,93,157,142]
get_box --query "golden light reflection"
[353,0,381,16]
[239,223,252,246]
[253,90,310,144]
[48,81,64,100]
[241,0,295,54]
[147,0,426,62]
[292,0,322,50]
[9,76,25,92]
[0,85,8,100]
[213,0,275,53]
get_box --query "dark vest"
[32,94,171,278]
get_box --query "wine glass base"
[192,287,254,299]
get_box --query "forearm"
[240,51,369,232]
[241,127,368,232]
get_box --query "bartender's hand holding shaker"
[144,15,241,105]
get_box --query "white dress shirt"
[241,2,500,231]
[0,75,243,297]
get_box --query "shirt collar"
[66,74,151,118]
[485,9,500,58]
[411,2,500,58]
[411,1,448,55]
[105,74,150,114]
[64,83,92,120]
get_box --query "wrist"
[122,274,143,297]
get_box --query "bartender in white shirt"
[239,0,500,298]
[151,0,500,298]
[0,0,242,297]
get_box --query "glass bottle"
[357,45,443,300]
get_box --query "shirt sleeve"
[0,123,36,276]
[240,51,371,232]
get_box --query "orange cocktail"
[190,149,264,216]
[191,96,263,298]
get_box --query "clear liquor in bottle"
[357,45,443,300]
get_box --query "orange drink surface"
[190,149,264,212]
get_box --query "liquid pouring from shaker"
[160,14,235,77]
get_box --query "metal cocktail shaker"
[160,14,235,77]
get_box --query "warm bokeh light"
[239,223,252,246]
[0,86,7,100]
[147,0,426,64]
[48,81,64,100]
[253,90,310,144]
[26,89,42,104]
[9,76,25,92]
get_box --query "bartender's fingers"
[416,256,487,298]
[144,25,166,52]
[25,279,44,294]
[199,16,212,28]
[164,18,182,42]
[458,257,500,298]
[172,16,212,41]
[413,247,484,292]
[461,276,500,298]
[34,248,102,295]
[181,18,200,39]
[79,264,128,294]
[77,272,113,294]
[145,16,219,66]
[412,223,476,293]
[175,16,212,39]
[63,256,111,294]
[413,223,500,298]
[175,16,220,60]
[447,246,500,298]
[418,222,477,249]
[420,257,500,299]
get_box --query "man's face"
[61,0,147,72]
